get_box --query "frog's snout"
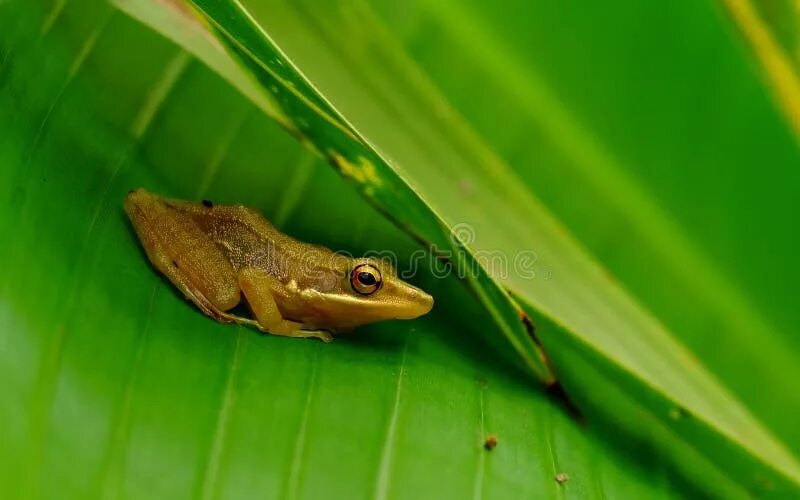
[394,284,434,320]
[124,188,158,218]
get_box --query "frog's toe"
[298,328,333,343]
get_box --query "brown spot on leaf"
[519,310,542,346]
[547,382,584,424]
[484,434,498,451]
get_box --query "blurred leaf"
[721,0,800,139]
[0,1,703,499]
[112,0,800,496]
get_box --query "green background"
[1,0,798,498]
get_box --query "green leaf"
[111,0,800,496]
[0,1,704,499]
[4,0,800,498]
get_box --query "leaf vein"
[373,334,409,500]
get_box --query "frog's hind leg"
[125,189,242,323]
[237,268,333,342]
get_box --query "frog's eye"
[350,263,382,295]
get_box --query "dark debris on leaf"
[484,434,498,451]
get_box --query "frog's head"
[299,257,434,329]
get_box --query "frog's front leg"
[237,268,333,342]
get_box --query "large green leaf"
[111,0,800,496]
[3,0,799,498]
[0,1,706,499]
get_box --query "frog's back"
[164,197,347,286]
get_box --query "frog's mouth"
[300,281,434,326]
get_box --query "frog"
[124,188,434,342]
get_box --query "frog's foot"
[296,329,334,343]
[215,310,260,328]
[247,315,333,342]
[249,326,334,342]
[219,311,332,342]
